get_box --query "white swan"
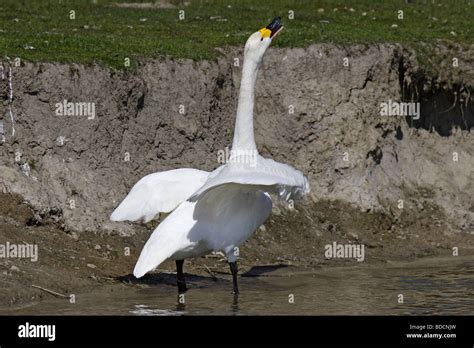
[110,17,309,294]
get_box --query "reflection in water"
[231,294,239,314]
[176,293,186,312]
[4,257,474,315]
[130,305,183,316]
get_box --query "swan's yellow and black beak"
[259,16,283,39]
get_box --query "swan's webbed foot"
[229,261,239,295]
[176,260,187,293]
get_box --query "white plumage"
[111,17,309,291]
[133,186,273,278]
[189,156,310,203]
[110,168,209,223]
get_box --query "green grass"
[0,0,472,69]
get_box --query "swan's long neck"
[231,56,259,152]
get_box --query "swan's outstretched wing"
[111,168,209,223]
[189,156,310,202]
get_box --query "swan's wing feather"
[111,168,209,223]
[133,201,198,278]
[189,157,309,202]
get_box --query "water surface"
[5,257,474,315]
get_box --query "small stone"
[69,232,79,240]
[348,232,359,239]
[10,265,20,272]
[87,263,97,269]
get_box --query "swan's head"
[244,17,283,65]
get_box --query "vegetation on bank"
[0,0,472,69]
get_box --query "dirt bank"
[0,43,473,310]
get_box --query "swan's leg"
[176,260,187,293]
[229,261,239,294]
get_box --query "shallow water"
[5,257,474,315]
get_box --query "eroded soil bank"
[0,43,473,310]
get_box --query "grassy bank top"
[0,0,472,69]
